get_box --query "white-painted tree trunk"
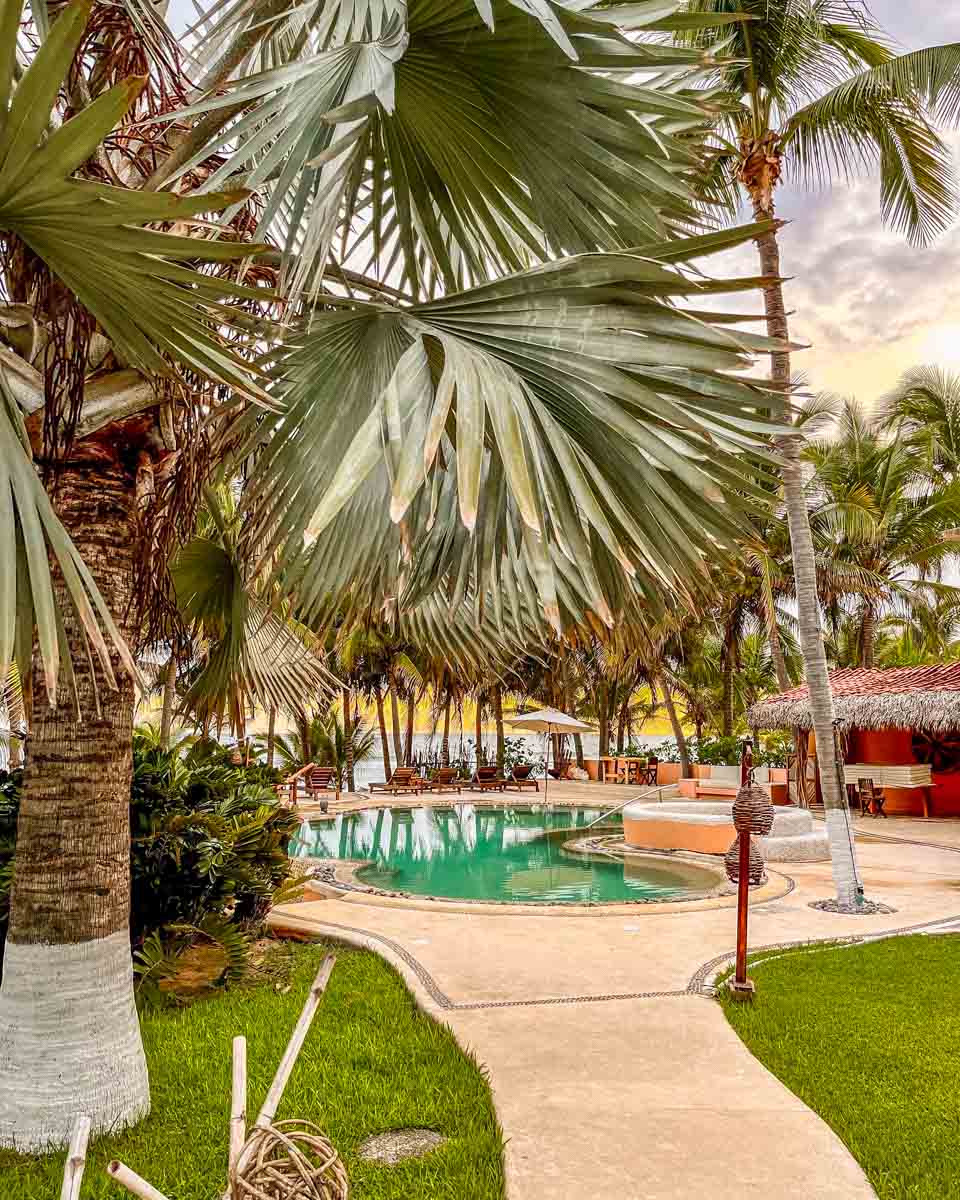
[0,933,149,1152]
[752,206,864,907]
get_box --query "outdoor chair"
[857,778,887,818]
[548,748,573,780]
[368,767,422,795]
[276,763,337,810]
[469,765,507,792]
[640,757,659,786]
[505,767,539,792]
[427,768,462,794]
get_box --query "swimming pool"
[293,804,722,904]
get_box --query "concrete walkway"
[274,787,960,1199]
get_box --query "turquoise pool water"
[293,805,720,904]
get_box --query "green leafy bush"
[0,737,297,989]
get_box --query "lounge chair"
[368,767,422,795]
[276,763,337,809]
[505,768,539,792]
[427,767,462,794]
[469,765,506,792]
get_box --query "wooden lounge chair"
[505,768,539,792]
[426,768,462,794]
[368,767,422,795]
[469,765,506,792]
[276,763,337,809]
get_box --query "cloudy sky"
[713,1,960,408]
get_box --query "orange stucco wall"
[843,727,960,817]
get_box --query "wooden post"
[107,1162,172,1200]
[59,1115,91,1200]
[729,740,756,1001]
[255,955,336,1129]
[224,1036,247,1200]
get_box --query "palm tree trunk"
[265,704,276,769]
[493,683,505,773]
[388,684,403,767]
[474,696,483,767]
[616,700,627,754]
[754,208,862,906]
[761,568,791,692]
[342,686,354,791]
[861,605,876,669]
[721,648,735,737]
[404,691,415,768]
[374,687,392,779]
[440,692,451,768]
[657,672,690,778]
[159,656,177,748]
[0,459,149,1150]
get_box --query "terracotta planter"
[513,764,533,779]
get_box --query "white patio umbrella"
[504,707,597,802]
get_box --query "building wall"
[845,727,960,817]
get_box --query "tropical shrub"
[0,741,297,983]
[130,730,298,944]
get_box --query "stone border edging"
[686,911,960,995]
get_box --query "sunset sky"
[713,2,960,408]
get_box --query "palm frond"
[237,226,790,634]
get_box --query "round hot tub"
[623,799,829,862]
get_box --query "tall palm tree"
[679,1,960,906]
[0,0,818,1146]
[806,399,960,667]
[878,365,960,481]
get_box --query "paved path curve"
[273,801,960,1199]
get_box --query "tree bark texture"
[265,704,276,769]
[440,693,451,768]
[404,692,414,768]
[0,457,149,1149]
[754,203,862,904]
[474,696,483,767]
[658,674,690,778]
[493,684,505,773]
[342,687,354,791]
[721,647,735,738]
[374,687,391,779]
[861,604,875,669]
[388,685,402,767]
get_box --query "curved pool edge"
[302,857,796,917]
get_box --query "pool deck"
[274,782,960,1199]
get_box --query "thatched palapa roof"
[747,665,960,734]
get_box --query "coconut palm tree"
[806,399,960,668]
[678,1,960,906]
[878,365,960,481]
[0,0,812,1147]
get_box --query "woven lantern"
[724,834,765,885]
[732,784,775,836]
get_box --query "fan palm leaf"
[238,223,789,633]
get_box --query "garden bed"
[721,935,960,1199]
[0,941,505,1200]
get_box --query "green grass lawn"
[721,935,960,1200]
[0,941,505,1199]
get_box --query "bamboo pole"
[59,1115,91,1200]
[107,1162,173,1200]
[255,955,336,1129]
[222,1035,247,1200]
